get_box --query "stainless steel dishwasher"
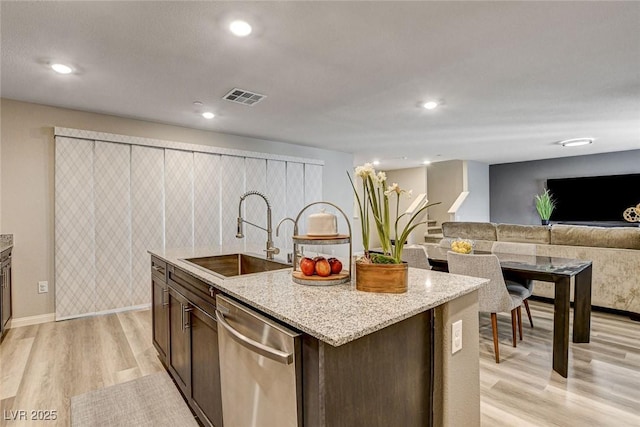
[215,294,302,427]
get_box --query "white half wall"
[456,160,490,222]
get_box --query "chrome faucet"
[236,191,280,260]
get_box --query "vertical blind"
[54,134,323,320]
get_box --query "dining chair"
[438,238,452,248]
[402,245,431,269]
[447,251,523,363]
[491,241,536,328]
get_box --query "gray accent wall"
[490,150,640,225]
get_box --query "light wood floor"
[0,310,164,426]
[1,302,639,426]
[480,300,640,426]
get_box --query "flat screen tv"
[546,173,640,222]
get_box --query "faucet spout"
[236,191,279,260]
[276,217,296,237]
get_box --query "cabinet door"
[151,277,169,363]
[0,265,5,335]
[190,305,224,427]
[1,261,10,331]
[168,287,191,397]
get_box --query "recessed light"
[423,101,438,110]
[372,160,380,166]
[202,112,215,119]
[230,20,252,37]
[558,138,593,147]
[422,160,431,165]
[51,63,73,74]
[193,101,203,107]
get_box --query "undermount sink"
[181,253,290,278]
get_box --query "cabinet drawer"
[168,265,218,311]
[151,256,168,283]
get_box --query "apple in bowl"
[328,257,342,274]
[299,257,316,276]
[314,256,332,277]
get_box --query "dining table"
[425,246,593,378]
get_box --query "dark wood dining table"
[426,246,593,378]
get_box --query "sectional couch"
[426,222,640,316]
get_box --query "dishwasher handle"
[215,309,294,365]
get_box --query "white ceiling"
[2,1,639,169]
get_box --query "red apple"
[300,257,316,276]
[315,258,331,277]
[328,257,342,274]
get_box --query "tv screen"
[546,173,640,222]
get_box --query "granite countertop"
[0,234,13,253]
[150,246,488,347]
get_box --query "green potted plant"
[535,189,555,225]
[348,163,439,293]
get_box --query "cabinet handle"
[152,265,165,275]
[184,306,193,329]
[209,286,215,298]
[215,309,294,365]
[162,288,169,307]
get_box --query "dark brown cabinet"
[189,301,224,427]
[168,286,191,397]
[151,257,169,363]
[0,248,12,341]
[151,260,223,427]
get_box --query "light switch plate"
[452,319,463,354]
[38,281,49,294]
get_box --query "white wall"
[427,160,465,225]
[456,160,490,222]
[384,167,428,245]
[1,98,354,319]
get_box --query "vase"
[541,219,550,226]
[355,261,408,293]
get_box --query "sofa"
[426,222,640,316]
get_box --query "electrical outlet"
[452,320,463,354]
[38,281,49,294]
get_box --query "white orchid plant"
[348,163,439,264]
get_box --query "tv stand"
[554,221,640,228]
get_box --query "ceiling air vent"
[223,88,266,106]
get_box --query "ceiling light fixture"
[423,101,438,110]
[372,160,381,166]
[202,112,215,119]
[51,63,73,74]
[230,20,252,37]
[193,101,203,106]
[558,138,593,147]
[422,160,431,165]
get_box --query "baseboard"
[55,303,151,321]
[529,296,640,321]
[10,312,56,328]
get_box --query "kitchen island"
[150,247,487,427]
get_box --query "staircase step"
[427,226,443,234]
[427,220,437,226]
[424,233,443,244]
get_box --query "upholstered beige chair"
[491,241,536,328]
[402,245,431,269]
[447,251,523,363]
[438,238,452,248]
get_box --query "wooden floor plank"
[1,301,639,426]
